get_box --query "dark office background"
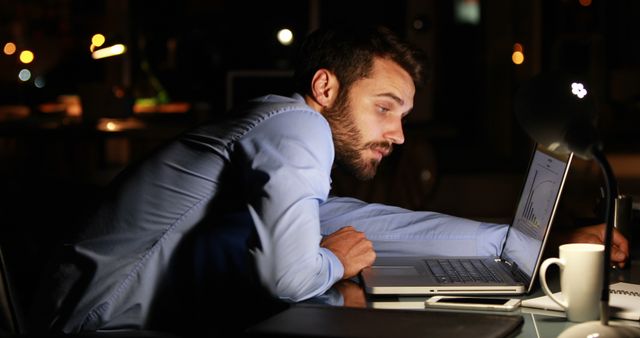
[0,0,639,315]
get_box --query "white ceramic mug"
[539,243,604,322]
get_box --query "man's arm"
[319,197,629,265]
[242,109,366,302]
[320,196,509,257]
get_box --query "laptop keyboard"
[425,259,503,284]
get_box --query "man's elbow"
[271,273,331,302]
[272,283,317,302]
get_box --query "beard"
[321,91,392,180]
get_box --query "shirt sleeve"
[319,196,509,257]
[237,109,343,302]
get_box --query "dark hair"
[293,25,427,96]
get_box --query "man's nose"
[385,118,405,144]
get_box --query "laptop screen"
[500,145,572,279]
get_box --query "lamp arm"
[592,147,618,326]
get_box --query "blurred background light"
[277,28,294,46]
[92,44,127,59]
[579,0,592,7]
[455,0,481,25]
[571,82,587,98]
[512,43,524,65]
[19,50,34,64]
[512,51,524,64]
[3,42,16,55]
[34,76,46,88]
[513,43,523,52]
[18,69,31,81]
[413,19,424,30]
[92,33,106,47]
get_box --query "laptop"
[361,144,573,295]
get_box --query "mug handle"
[539,257,568,309]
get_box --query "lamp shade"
[514,72,601,159]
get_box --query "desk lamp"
[515,72,640,338]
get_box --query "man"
[32,25,628,336]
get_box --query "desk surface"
[307,258,640,338]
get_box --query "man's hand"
[321,226,376,279]
[561,223,629,268]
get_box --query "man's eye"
[377,106,390,113]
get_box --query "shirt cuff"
[320,247,345,282]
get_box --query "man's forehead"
[368,59,415,99]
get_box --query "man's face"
[323,57,415,180]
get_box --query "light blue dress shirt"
[320,197,507,258]
[40,93,508,333]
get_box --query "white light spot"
[277,29,294,46]
[18,69,31,81]
[571,82,587,99]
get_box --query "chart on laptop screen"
[501,148,570,278]
[512,150,567,241]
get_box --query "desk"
[302,259,640,338]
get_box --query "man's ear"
[310,69,339,108]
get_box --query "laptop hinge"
[497,258,528,283]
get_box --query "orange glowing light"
[513,43,523,53]
[512,51,524,65]
[579,0,592,7]
[97,118,146,132]
[3,42,16,55]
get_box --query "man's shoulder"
[239,93,317,117]
[187,94,329,147]
[234,93,328,131]
[248,93,304,105]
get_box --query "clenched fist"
[321,226,376,279]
